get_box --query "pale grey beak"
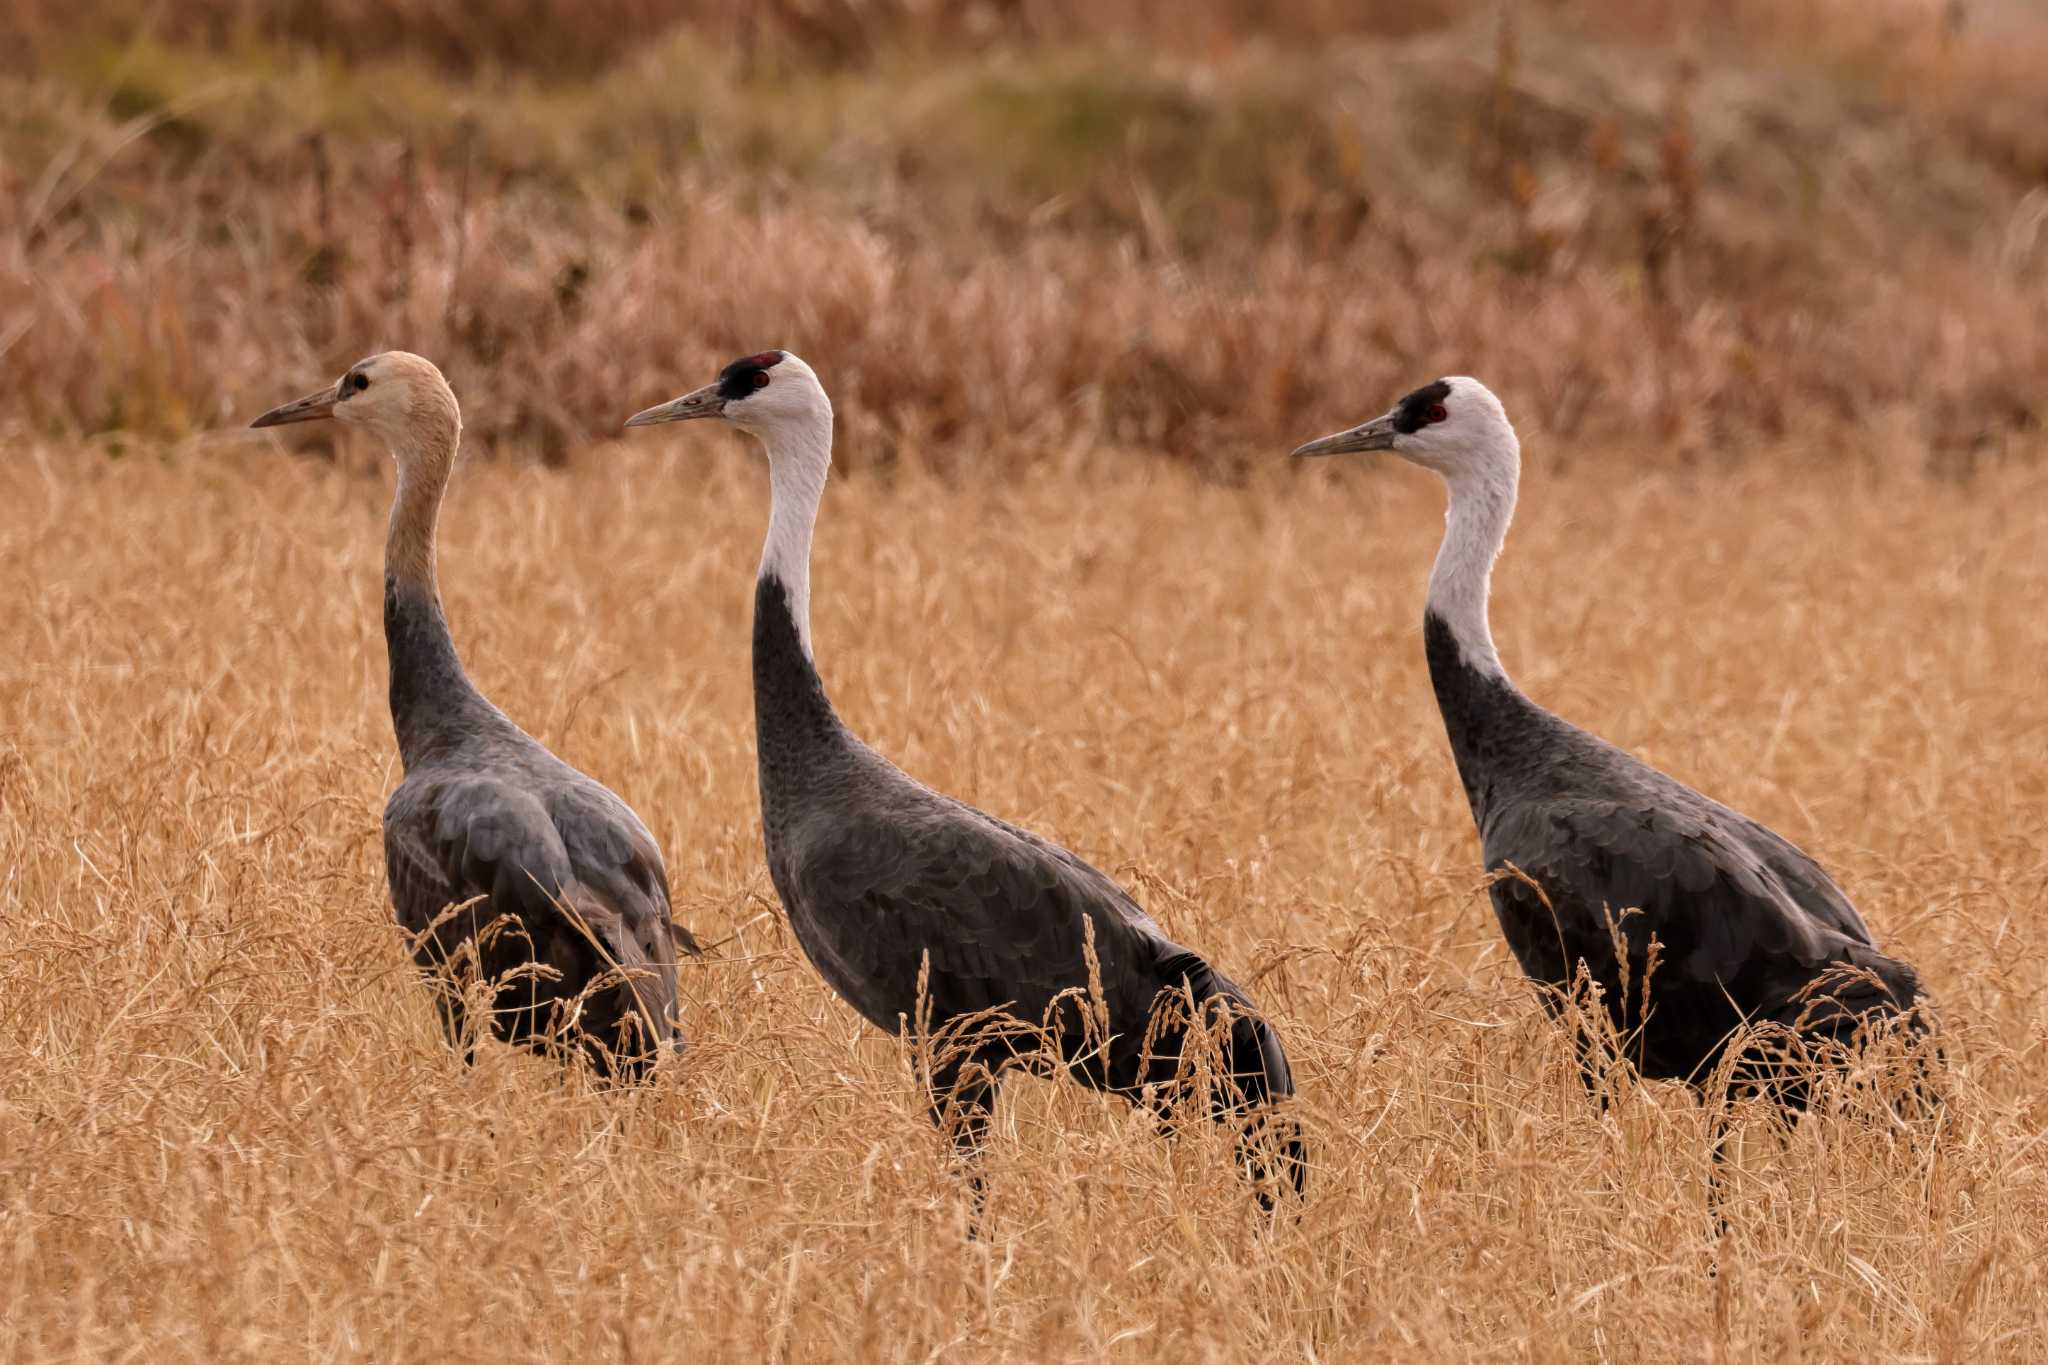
[250,384,341,428]
[1291,413,1397,458]
[624,382,724,429]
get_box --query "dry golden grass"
[5,426,2047,1360]
[7,1,2048,1356]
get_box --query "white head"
[622,349,835,656]
[1293,376,1520,680]
[1290,376,1517,484]
[250,351,462,469]
[621,350,833,466]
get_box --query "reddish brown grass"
[3,2,2045,470]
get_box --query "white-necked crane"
[626,350,1302,1205]
[1293,377,1933,1118]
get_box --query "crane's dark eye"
[1427,403,1447,423]
[352,372,371,392]
[751,371,770,391]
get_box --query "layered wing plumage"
[778,774,1295,1118]
[384,759,687,1072]
[1479,728,1924,1084]
[783,796,1169,1037]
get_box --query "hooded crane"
[1293,378,1931,1114]
[625,350,1302,1202]
[252,351,692,1079]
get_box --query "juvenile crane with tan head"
[626,351,1303,1210]
[252,352,693,1080]
[1293,378,1934,1120]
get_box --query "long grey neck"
[752,419,847,827]
[1425,463,1517,683]
[382,431,489,768]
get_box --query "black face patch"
[717,350,785,401]
[1392,379,1453,434]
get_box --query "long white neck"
[758,416,833,660]
[1426,460,1517,680]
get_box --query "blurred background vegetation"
[2,0,2044,474]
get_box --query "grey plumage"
[754,579,1296,1169]
[1296,375,1933,1114]
[1427,613,1927,1104]
[627,352,1301,1201]
[253,351,690,1079]
[382,583,691,1079]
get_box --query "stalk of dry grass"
[4,431,2045,1360]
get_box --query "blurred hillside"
[2,0,2044,473]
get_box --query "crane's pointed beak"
[1291,413,1397,458]
[250,384,341,429]
[624,382,724,429]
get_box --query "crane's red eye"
[752,371,770,390]
[1427,403,1448,423]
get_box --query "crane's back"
[1423,610,1924,1090]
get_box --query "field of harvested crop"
[5,433,2046,1359]
[6,0,2048,1360]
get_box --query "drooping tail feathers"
[1155,950,1306,1198]
[1747,947,1942,1118]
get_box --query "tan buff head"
[251,351,461,474]
[253,351,462,588]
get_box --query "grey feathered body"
[380,578,688,1077]
[1426,612,1926,1096]
[752,575,1297,1178]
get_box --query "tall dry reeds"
[5,6,2048,1358]
[3,441,2044,1359]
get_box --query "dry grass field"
[5,436,2047,1360]
[6,0,2048,1361]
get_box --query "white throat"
[756,417,833,660]
[1425,460,1516,680]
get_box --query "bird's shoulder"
[383,748,678,931]
[1484,752,1876,969]
[787,781,1165,945]
[383,763,570,927]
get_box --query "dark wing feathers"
[784,798,1301,1120]
[546,782,699,956]
[383,765,686,1048]
[384,794,463,940]
[1742,818,1876,946]
[784,802,1177,1039]
[975,809,1171,936]
[433,776,571,899]
[1155,949,1297,1104]
[1484,782,1905,1000]
[387,778,547,938]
